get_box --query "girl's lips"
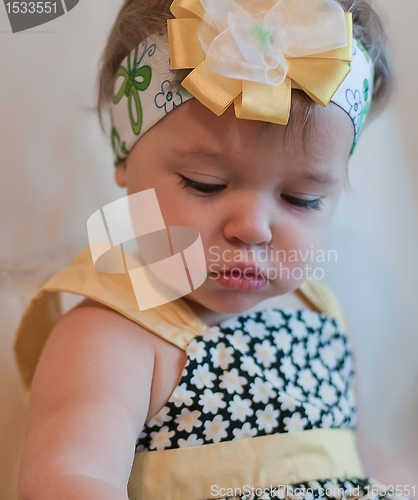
[212,268,268,292]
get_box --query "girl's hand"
[18,299,185,500]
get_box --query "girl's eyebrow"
[172,145,222,158]
[299,170,340,186]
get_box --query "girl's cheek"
[276,215,323,245]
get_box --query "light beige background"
[0,1,417,499]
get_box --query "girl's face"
[115,99,353,317]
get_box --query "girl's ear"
[114,161,127,187]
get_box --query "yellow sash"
[129,428,363,500]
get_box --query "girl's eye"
[178,175,226,194]
[281,194,322,210]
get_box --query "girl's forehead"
[151,98,353,173]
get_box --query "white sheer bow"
[199,0,348,85]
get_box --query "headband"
[111,0,374,164]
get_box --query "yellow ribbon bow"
[167,0,353,124]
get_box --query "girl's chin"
[182,290,271,321]
[182,278,302,321]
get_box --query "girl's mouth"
[212,266,268,292]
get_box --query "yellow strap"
[297,279,349,331]
[14,247,348,390]
[128,428,364,500]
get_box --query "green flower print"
[113,41,156,136]
[363,78,369,102]
[111,126,129,165]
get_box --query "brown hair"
[97,0,392,127]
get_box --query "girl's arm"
[18,300,185,500]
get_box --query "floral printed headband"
[111,0,374,164]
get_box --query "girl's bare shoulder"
[44,297,187,419]
[45,298,158,392]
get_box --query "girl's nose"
[223,194,273,246]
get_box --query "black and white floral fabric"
[136,309,356,452]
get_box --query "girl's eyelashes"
[178,176,322,209]
[281,194,323,210]
[178,175,226,194]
